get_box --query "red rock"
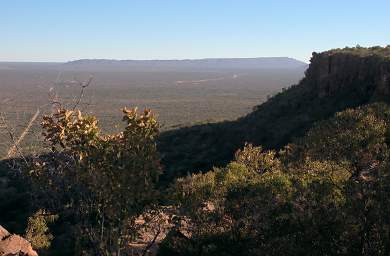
[0,225,38,256]
[0,226,9,240]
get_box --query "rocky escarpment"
[240,46,390,149]
[306,47,390,99]
[158,46,390,181]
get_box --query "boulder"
[0,225,38,256]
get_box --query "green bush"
[163,103,390,256]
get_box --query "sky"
[1,0,390,62]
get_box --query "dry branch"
[5,108,40,159]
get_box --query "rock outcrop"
[0,225,38,256]
[158,45,390,180]
[305,46,390,99]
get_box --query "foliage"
[25,210,58,250]
[234,143,281,174]
[27,107,162,255]
[161,103,390,256]
[325,45,390,59]
[0,161,31,234]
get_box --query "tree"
[28,107,162,255]
[162,103,390,256]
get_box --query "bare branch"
[5,108,40,159]
[142,226,161,256]
[0,112,29,164]
[72,76,93,111]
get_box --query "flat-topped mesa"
[304,45,390,99]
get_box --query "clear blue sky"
[1,0,390,62]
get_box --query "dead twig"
[72,76,93,111]
[5,108,40,160]
[0,113,28,164]
[142,226,161,256]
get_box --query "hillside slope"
[158,46,390,181]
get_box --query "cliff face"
[305,49,390,99]
[158,46,390,181]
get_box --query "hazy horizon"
[2,0,390,63]
[0,56,308,64]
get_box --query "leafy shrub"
[25,210,58,250]
[27,107,162,255]
[162,103,390,256]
